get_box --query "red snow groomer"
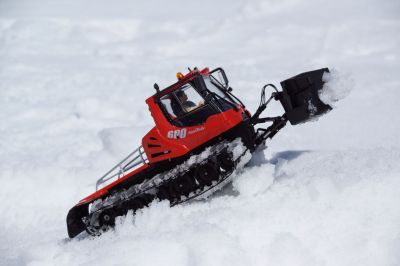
[67,67,331,238]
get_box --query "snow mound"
[319,69,354,107]
[21,149,400,266]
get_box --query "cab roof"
[147,67,210,102]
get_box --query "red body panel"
[77,164,150,206]
[143,100,244,163]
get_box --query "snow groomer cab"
[143,67,256,166]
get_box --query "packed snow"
[1,0,400,265]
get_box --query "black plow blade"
[276,68,332,125]
[66,204,89,238]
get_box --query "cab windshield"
[158,75,239,127]
[160,82,216,127]
[203,75,240,109]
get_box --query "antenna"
[154,83,160,93]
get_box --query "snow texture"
[1,0,400,265]
[320,69,354,107]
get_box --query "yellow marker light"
[176,72,184,80]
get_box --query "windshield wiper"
[209,78,243,108]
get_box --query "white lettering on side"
[188,127,205,135]
[180,128,187,138]
[167,128,187,139]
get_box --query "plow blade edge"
[277,68,332,125]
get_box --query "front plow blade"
[277,68,332,125]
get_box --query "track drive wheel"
[195,161,220,187]
[85,209,116,236]
[217,150,235,172]
[99,209,116,228]
[172,173,197,196]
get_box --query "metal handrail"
[96,146,148,191]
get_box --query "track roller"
[99,209,116,228]
[195,161,220,186]
[172,173,197,196]
[217,150,235,172]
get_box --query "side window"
[160,95,177,119]
[175,84,204,114]
[203,76,238,111]
[204,76,227,99]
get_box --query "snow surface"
[1,0,400,265]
